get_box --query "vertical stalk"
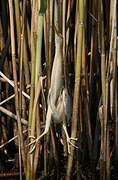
[66,0,84,178]
[35,13,44,84]
[111,0,117,173]
[28,1,37,127]
[48,0,54,87]
[14,0,21,55]
[19,0,26,124]
[27,1,37,179]
[8,0,26,174]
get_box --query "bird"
[28,0,78,154]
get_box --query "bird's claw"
[29,143,37,154]
[27,136,37,154]
[29,135,36,140]
[67,137,79,154]
[70,137,78,141]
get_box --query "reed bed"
[0,0,117,179]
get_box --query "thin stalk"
[19,140,22,180]
[83,0,92,162]
[26,1,37,179]
[98,0,106,178]
[0,94,15,105]
[74,0,79,67]
[66,0,84,178]
[62,0,67,87]
[23,37,30,87]
[105,79,110,180]
[28,0,37,127]
[8,0,26,173]
[35,13,44,83]
[109,0,117,114]
[22,3,30,88]
[19,0,26,125]
[111,0,118,171]
[48,0,54,86]
[33,107,41,180]
[109,0,116,119]
[0,129,28,149]
[89,0,98,116]
[30,77,42,176]
[0,106,27,125]
[0,71,30,99]
[66,0,71,57]
[14,0,21,55]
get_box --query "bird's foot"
[67,137,79,154]
[28,135,43,154]
[27,136,37,154]
[28,132,47,153]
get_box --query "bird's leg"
[62,124,78,153]
[28,107,52,153]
